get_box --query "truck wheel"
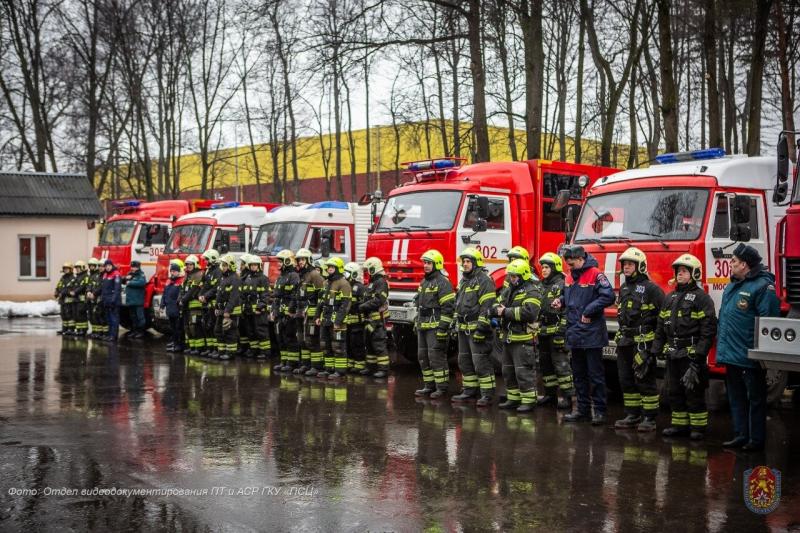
[766,369,788,407]
[153,319,171,336]
[390,325,418,365]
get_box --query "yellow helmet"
[506,259,532,281]
[295,248,313,261]
[185,254,200,267]
[74,260,87,270]
[507,246,530,263]
[276,249,296,268]
[672,254,702,282]
[420,249,444,271]
[202,249,220,263]
[62,261,73,269]
[169,258,185,270]
[459,247,484,268]
[619,247,647,274]
[538,252,563,273]
[87,257,102,267]
[219,254,236,270]
[326,256,345,275]
[363,256,384,276]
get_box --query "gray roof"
[0,172,103,218]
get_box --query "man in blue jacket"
[101,259,122,342]
[123,260,148,338]
[718,244,780,452]
[559,245,616,425]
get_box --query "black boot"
[662,426,690,437]
[498,399,521,410]
[476,394,493,407]
[516,403,536,413]
[429,389,447,399]
[415,383,436,397]
[614,414,643,429]
[557,396,573,410]
[451,389,478,403]
[537,387,558,406]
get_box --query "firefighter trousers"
[277,314,300,367]
[60,299,75,331]
[250,312,271,356]
[90,302,107,335]
[214,314,239,355]
[365,320,389,371]
[667,356,708,432]
[302,319,323,369]
[321,324,347,372]
[347,323,366,372]
[74,301,88,333]
[538,335,574,397]
[616,343,659,417]
[239,313,254,352]
[203,306,217,351]
[457,330,495,397]
[418,328,449,391]
[501,341,537,405]
[185,310,205,350]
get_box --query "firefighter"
[198,249,222,357]
[344,262,367,376]
[180,255,205,355]
[452,247,497,406]
[491,246,534,372]
[86,258,106,338]
[296,248,325,375]
[614,247,665,432]
[55,262,75,335]
[214,253,242,360]
[238,254,254,355]
[272,249,300,371]
[243,254,271,359]
[162,259,186,352]
[414,249,455,398]
[651,254,717,440]
[316,257,351,378]
[493,259,542,412]
[70,260,90,336]
[360,257,390,378]
[536,253,574,409]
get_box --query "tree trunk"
[746,0,773,156]
[575,14,585,163]
[657,0,678,153]
[466,0,490,162]
[703,0,722,148]
[520,0,544,160]
[775,0,796,160]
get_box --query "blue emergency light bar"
[111,200,141,208]
[406,158,461,172]
[655,147,726,164]
[211,201,240,209]
[307,201,349,209]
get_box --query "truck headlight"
[770,328,782,341]
[786,329,796,342]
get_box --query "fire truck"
[251,201,374,280]
[362,157,618,361]
[749,132,800,386]
[569,147,793,402]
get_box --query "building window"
[19,235,49,279]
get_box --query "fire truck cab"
[364,157,618,361]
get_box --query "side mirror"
[552,189,571,212]
[564,204,581,234]
[219,243,229,254]
[471,219,487,233]
[320,229,332,257]
[775,132,790,203]
[731,195,751,224]
[134,244,145,253]
[236,224,246,233]
[358,193,373,206]
[476,196,489,219]
[730,223,752,242]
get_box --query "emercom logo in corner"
[744,465,781,515]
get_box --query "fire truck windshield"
[574,188,710,242]
[99,220,136,245]
[164,224,212,253]
[252,222,307,255]
[376,191,461,232]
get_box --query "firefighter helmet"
[619,247,648,274]
[506,259,532,281]
[538,252,563,273]
[672,254,703,282]
[87,257,102,267]
[363,256,384,276]
[74,260,87,271]
[62,262,73,269]
[239,253,251,265]
[326,256,345,275]
[507,246,530,262]
[276,249,295,268]
[420,249,444,271]
[169,258,185,270]
[219,254,236,270]
[247,255,262,267]
[459,247,484,268]
[295,248,313,261]
[202,249,220,263]
[344,262,361,281]
[185,254,200,267]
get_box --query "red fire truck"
[569,147,793,402]
[362,157,618,361]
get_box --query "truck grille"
[787,259,800,305]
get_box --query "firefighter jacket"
[298,265,325,320]
[200,265,223,305]
[564,254,615,349]
[180,269,205,313]
[651,282,717,360]
[216,270,241,316]
[272,267,300,317]
[415,270,455,331]
[55,273,74,302]
[71,270,90,302]
[717,265,780,368]
[87,270,103,302]
[345,280,366,325]
[359,273,390,323]
[615,273,665,347]
[538,271,566,338]
[494,278,542,343]
[317,273,351,328]
[241,270,270,314]
[454,268,496,335]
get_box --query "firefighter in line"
[242,254,271,359]
[198,249,222,357]
[272,249,301,371]
[86,258,107,338]
[651,254,717,440]
[238,254,254,356]
[493,259,542,412]
[452,247,497,406]
[296,248,325,376]
[316,257,351,378]
[162,259,186,352]
[536,253,574,410]
[491,246,533,374]
[213,253,242,360]
[70,260,90,336]
[414,249,454,399]
[613,247,665,432]
[180,255,206,355]
[55,262,75,335]
[360,257,390,378]
[344,262,367,375]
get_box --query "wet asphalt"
[0,318,798,532]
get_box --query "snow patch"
[0,300,60,318]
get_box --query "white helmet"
[344,262,361,281]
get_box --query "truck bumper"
[387,290,417,324]
[748,317,800,372]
